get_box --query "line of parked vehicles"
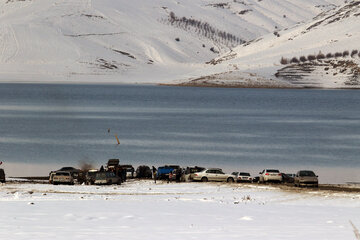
[46,161,319,188]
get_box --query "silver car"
[192,168,235,183]
[259,169,282,183]
[294,170,318,187]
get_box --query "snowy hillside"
[188,0,360,88]
[0,0,349,85]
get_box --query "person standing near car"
[152,166,157,184]
[176,168,181,183]
[168,171,173,183]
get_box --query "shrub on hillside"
[167,12,245,48]
[299,56,307,62]
[334,52,343,58]
[343,50,349,57]
[317,53,325,60]
[326,53,333,58]
[351,50,358,57]
[290,57,299,63]
[307,55,316,61]
[280,57,288,65]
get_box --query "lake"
[0,83,359,183]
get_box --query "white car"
[232,172,252,183]
[193,168,235,183]
[52,171,74,185]
[259,169,282,183]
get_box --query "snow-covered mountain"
[191,0,360,88]
[1,0,357,87]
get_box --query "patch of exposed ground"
[275,59,360,88]
[170,71,294,88]
[80,58,130,71]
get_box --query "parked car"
[136,165,153,179]
[184,166,205,181]
[294,170,318,187]
[85,169,99,185]
[192,168,235,182]
[259,169,282,183]
[156,165,180,180]
[52,171,74,185]
[120,165,135,178]
[0,168,5,183]
[281,173,295,183]
[252,176,260,183]
[94,171,121,185]
[232,172,252,183]
[56,167,84,183]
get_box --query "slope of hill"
[0,0,347,84]
[185,0,360,88]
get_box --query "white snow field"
[2,0,358,87]
[1,180,360,239]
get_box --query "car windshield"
[266,169,279,173]
[56,172,70,176]
[239,172,250,176]
[190,168,205,173]
[299,171,316,177]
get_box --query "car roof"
[298,170,315,173]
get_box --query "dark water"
[0,83,359,182]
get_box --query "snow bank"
[1,180,359,239]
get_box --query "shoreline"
[0,81,359,90]
[5,177,360,193]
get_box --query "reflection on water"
[0,83,359,183]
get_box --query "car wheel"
[201,177,208,182]
[227,177,234,183]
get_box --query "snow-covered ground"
[2,0,359,88]
[1,180,360,239]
